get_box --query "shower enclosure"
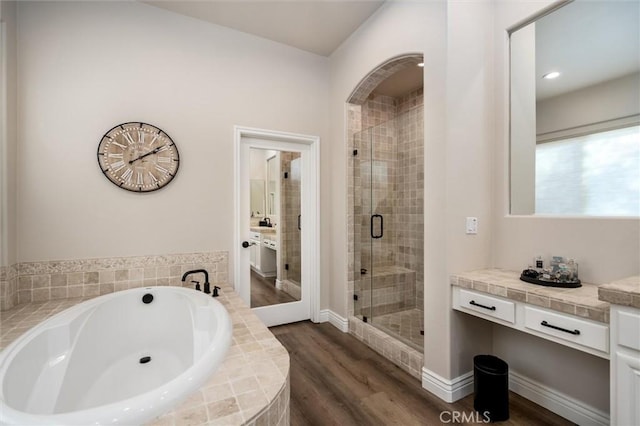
[353,104,424,352]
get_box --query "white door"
[234,126,320,327]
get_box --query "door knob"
[242,241,250,248]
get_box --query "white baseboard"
[319,309,349,332]
[275,279,283,289]
[509,370,609,426]
[421,368,474,403]
[423,368,609,425]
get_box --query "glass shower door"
[353,127,371,322]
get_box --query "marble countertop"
[598,275,640,309]
[450,269,609,323]
[0,283,289,425]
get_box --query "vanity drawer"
[250,232,261,241]
[524,306,609,353]
[458,289,515,324]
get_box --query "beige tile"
[32,288,50,302]
[130,269,144,280]
[144,267,157,279]
[100,270,115,284]
[51,287,68,300]
[68,286,83,298]
[84,272,99,284]
[51,274,67,287]
[203,383,233,403]
[32,275,50,289]
[231,377,260,395]
[18,276,32,290]
[550,300,576,315]
[99,283,114,295]
[68,272,84,285]
[175,405,207,426]
[115,270,129,281]
[235,389,267,411]
[83,285,99,297]
[206,397,241,419]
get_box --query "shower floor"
[373,308,424,352]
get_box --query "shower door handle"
[297,214,301,230]
[371,214,383,239]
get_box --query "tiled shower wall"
[280,152,302,286]
[396,90,424,308]
[0,252,228,311]
[349,88,424,317]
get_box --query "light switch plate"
[466,217,478,234]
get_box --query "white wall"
[329,0,497,380]
[445,0,497,377]
[0,0,17,267]
[16,2,329,293]
[493,0,640,285]
[492,0,635,413]
[493,325,610,413]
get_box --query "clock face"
[97,122,180,192]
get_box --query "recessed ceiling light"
[542,71,560,80]
[417,62,424,67]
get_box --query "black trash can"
[473,355,509,422]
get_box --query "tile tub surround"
[1,252,228,311]
[0,265,18,311]
[450,269,610,323]
[0,283,290,426]
[598,275,640,309]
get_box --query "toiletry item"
[534,256,544,272]
[550,256,564,274]
[567,258,578,281]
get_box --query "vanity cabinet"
[610,305,640,425]
[249,230,276,278]
[452,287,609,359]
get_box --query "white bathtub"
[0,286,232,425]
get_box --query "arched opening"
[346,53,425,377]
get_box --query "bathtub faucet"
[181,269,210,294]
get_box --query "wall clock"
[97,122,180,192]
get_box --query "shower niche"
[348,54,425,353]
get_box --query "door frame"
[233,125,320,325]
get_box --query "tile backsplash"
[0,252,228,311]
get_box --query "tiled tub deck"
[0,283,290,426]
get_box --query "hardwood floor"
[250,270,296,308]
[271,321,575,426]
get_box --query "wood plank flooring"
[250,270,296,308]
[270,321,575,426]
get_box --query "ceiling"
[534,0,640,100]
[143,0,385,57]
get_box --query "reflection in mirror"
[267,155,278,215]
[250,180,265,217]
[510,0,640,216]
[249,147,302,308]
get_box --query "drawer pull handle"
[540,320,580,335]
[469,300,496,311]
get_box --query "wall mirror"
[509,0,640,216]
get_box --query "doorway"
[234,126,320,327]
